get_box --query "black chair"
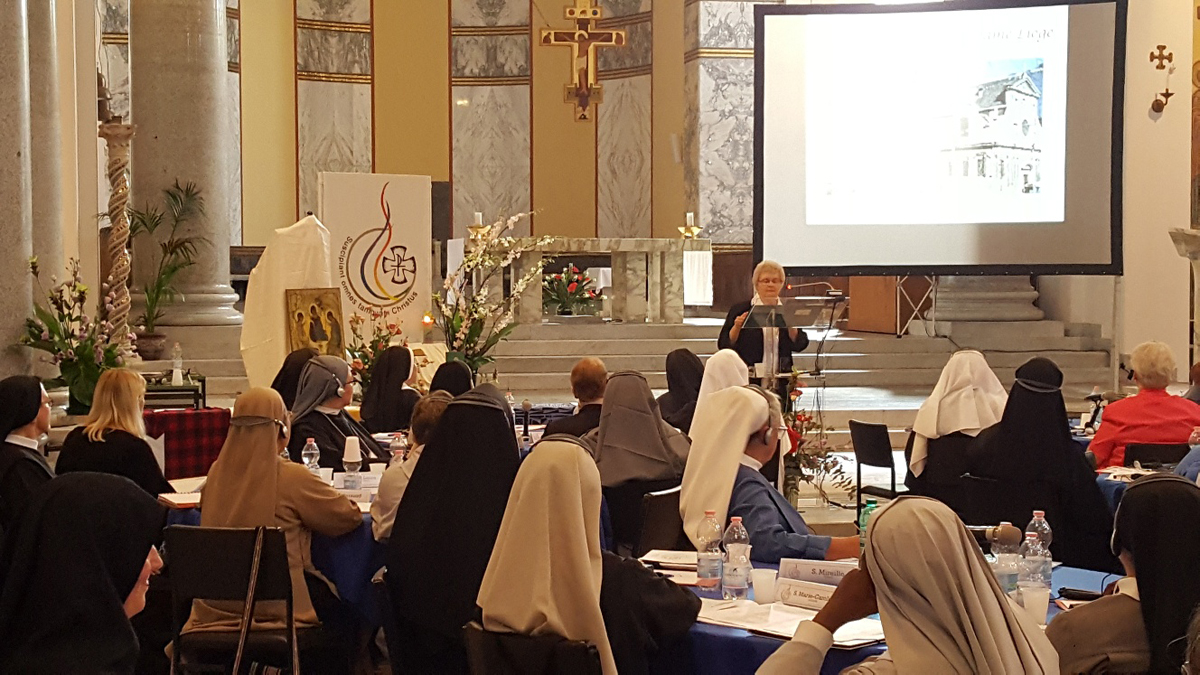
[373,567,403,675]
[165,525,324,673]
[603,479,680,557]
[635,485,691,557]
[1124,443,1190,468]
[463,621,603,675]
[849,420,907,521]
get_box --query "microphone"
[966,523,1023,548]
[521,399,532,438]
[1101,390,1126,403]
[1085,386,1103,403]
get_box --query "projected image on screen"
[757,0,1122,274]
[803,7,1067,226]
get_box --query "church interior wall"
[651,0,686,237]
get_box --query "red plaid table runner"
[143,407,231,479]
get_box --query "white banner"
[318,173,432,343]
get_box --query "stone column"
[611,251,648,323]
[130,0,242,341]
[0,0,33,377]
[28,0,62,277]
[924,276,1045,322]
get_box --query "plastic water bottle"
[858,498,878,551]
[695,510,724,599]
[722,517,752,600]
[991,521,1020,596]
[1026,510,1053,550]
[301,437,320,474]
[389,434,409,466]
[1017,533,1053,626]
[171,343,184,386]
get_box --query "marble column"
[924,276,1045,322]
[0,0,33,377]
[1170,229,1200,357]
[611,252,648,323]
[28,0,62,277]
[130,0,241,331]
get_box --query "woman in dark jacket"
[718,260,809,394]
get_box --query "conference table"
[675,564,1110,675]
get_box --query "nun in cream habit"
[478,437,699,675]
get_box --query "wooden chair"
[463,621,602,675]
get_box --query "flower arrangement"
[434,213,556,374]
[345,310,405,390]
[783,371,854,506]
[18,258,134,413]
[542,264,600,315]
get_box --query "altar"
[510,238,712,324]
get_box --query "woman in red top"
[1090,341,1200,469]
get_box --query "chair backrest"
[1124,443,1190,468]
[848,420,895,469]
[636,485,690,557]
[603,479,680,554]
[957,474,1044,531]
[164,525,293,640]
[463,621,603,675]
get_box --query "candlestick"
[686,212,695,227]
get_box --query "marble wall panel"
[101,43,130,121]
[598,20,652,72]
[102,0,128,33]
[697,58,754,244]
[698,1,766,50]
[296,0,370,24]
[685,2,700,53]
[227,70,242,244]
[452,35,530,78]
[683,61,701,221]
[599,0,652,17]
[296,28,372,75]
[451,85,531,238]
[452,0,530,27]
[297,80,373,216]
[597,75,652,238]
[228,15,240,68]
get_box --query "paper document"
[158,493,201,509]
[169,476,207,494]
[639,550,698,570]
[148,434,166,471]
[657,569,698,586]
[697,598,883,647]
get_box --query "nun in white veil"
[758,496,1059,675]
[909,350,1007,477]
[698,349,750,403]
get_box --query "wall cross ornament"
[1150,45,1173,70]
[540,0,627,122]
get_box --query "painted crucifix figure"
[540,0,626,121]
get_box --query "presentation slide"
[757,0,1123,275]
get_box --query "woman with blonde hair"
[57,368,171,496]
[718,260,810,393]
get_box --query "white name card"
[778,558,857,585]
[775,578,836,611]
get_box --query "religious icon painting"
[285,288,345,358]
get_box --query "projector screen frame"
[752,0,1127,277]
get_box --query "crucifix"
[540,0,626,122]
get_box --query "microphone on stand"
[966,523,1023,548]
[521,399,532,439]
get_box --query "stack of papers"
[168,476,206,493]
[1098,466,1156,482]
[639,550,698,570]
[158,493,201,509]
[697,598,884,648]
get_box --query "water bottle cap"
[1025,532,1038,539]
[704,510,716,516]
[306,437,315,443]
[730,516,743,523]
[1000,521,1012,527]
[1032,510,1045,518]
[865,498,877,506]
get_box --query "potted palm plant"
[129,180,206,360]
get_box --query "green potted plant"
[129,180,206,360]
[19,258,133,414]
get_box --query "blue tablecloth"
[1096,475,1127,512]
[680,565,1111,675]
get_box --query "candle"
[343,436,362,463]
[686,212,695,227]
[474,211,483,226]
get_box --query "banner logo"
[340,182,418,313]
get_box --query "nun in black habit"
[286,355,388,468]
[270,347,319,410]
[385,384,520,674]
[429,359,474,397]
[360,345,422,433]
[966,357,1119,572]
[0,473,166,673]
[0,376,53,538]
[656,348,705,433]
